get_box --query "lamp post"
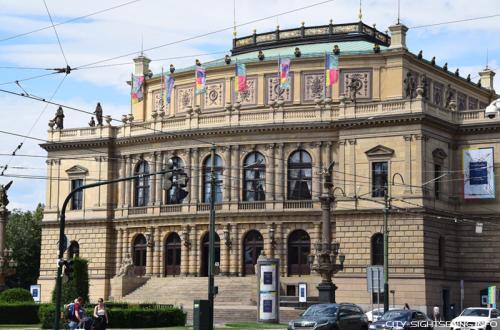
[308,162,345,303]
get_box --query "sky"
[0,0,499,210]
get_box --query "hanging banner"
[195,66,206,95]
[131,74,144,104]
[279,57,291,91]
[463,147,495,199]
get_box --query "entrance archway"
[132,234,147,276]
[287,230,310,276]
[164,233,181,276]
[200,232,220,277]
[243,230,263,276]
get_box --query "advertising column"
[257,254,280,323]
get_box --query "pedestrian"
[93,298,109,330]
[68,297,83,330]
[433,305,441,321]
[404,303,410,310]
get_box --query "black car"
[288,303,369,330]
[369,309,433,330]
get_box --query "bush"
[38,304,55,329]
[51,258,90,305]
[0,288,34,303]
[0,303,39,324]
[107,307,186,328]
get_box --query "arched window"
[371,233,384,265]
[133,234,147,276]
[68,241,79,259]
[243,152,266,201]
[288,150,312,200]
[201,232,220,277]
[287,230,310,275]
[243,230,264,275]
[134,160,150,207]
[165,232,181,276]
[438,236,445,268]
[202,154,223,203]
[166,157,185,204]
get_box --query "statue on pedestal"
[0,181,12,209]
[117,253,135,277]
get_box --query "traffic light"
[162,159,174,190]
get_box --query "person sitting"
[93,298,109,330]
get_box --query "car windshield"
[303,305,338,317]
[379,311,410,321]
[461,309,489,317]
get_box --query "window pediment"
[65,165,88,176]
[365,145,394,158]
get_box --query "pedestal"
[317,281,337,303]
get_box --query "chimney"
[388,24,408,50]
[479,68,496,91]
[133,54,151,76]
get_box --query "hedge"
[0,303,39,324]
[0,288,34,303]
[39,304,55,329]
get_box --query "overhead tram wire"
[42,0,69,67]
[0,0,144,43]
[408,13,500,29]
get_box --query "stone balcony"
[46,98,492,143]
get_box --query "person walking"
[433,305,441,321]
[68,297,83,330]
[93,298,109,330]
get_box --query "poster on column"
[260,264,277,292]
[463,147,495,199]
[259,292,277,320]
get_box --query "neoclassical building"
[39,21,500,316]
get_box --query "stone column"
[147,227,154,276]
[0,208,7,258]
[230,145,240,203]
[337,140,346,193]
[189,226,198,276]
[312,142,322,199]
[265,144,275,201]
[277,222,286,276]
[155,152,163,205]
[45,160,53,209]
[125,156,132,207]
[345,139,357,196]
[415,135,428,195]
[276,143,285,201]
[223,147,231,202]
[116,228,123,274]
[181,226,190,276]
[123,228,130,258]
[324,142,333,169]
[119,156,126,207]
[403,135,413,194]
[229,223,238,276]
[150,153,158,205]
[154,227,161,277]
[221,223,231,275]
[185,149,192,203]
[191,149,200,204]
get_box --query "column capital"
[310,141,322,148]
[347,139,357,145]
[265,143,275,150]
[338,139,347,146]
[403,135,413,142]
[414,134,428,141]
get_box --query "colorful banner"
[463,147,495,199]
[166,75,174,105]
[195,66,206,95]
[131,74,144,104]
[325,53,339,86]
[235,63,247,93]
[279,58,291,91]
[488,286,496,308]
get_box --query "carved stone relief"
[203,81,224,110]
[233,76,257,106]
[302,72,325,102]
[152,89,163,112]
[265,74,292,103]
[340,69,372,100]
[176,85,194,112]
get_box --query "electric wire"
[42,0,69,67]
[409,13,500,29]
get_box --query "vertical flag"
[161,67,166,109]
[195,66,206,95]
[131,74,145,103]
[235,63,247,93]
[166,74,175,104]
[325,53,339,86]
[279,57,291,90]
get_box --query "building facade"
[39,21,500,315]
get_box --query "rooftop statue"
[53,106,64,129]
[0,181,12,208]
[94,102,103,126]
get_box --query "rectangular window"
[434,164,442,199]
[71,179,83,210]
[372,162,388,197]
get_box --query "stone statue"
[94,102,103,126]
[347,78,362,102]
[117,253,135,277]
[53,106,64,129]
[88,117,96,127]
[0,181,12,208]
[404,72,417,99]
[445,84,455,108]
[419,74,428,99]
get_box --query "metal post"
[383,187,390,313]
[208,145,216,330]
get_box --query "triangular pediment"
[432,148,448,160]
[65,165,88,176]
[365,145,395,157]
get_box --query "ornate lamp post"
[308,163,345,303]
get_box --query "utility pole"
[207,144,216,330]
[53,169,175,330]
[383,186,390,313]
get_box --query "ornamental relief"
[302,72,325,102]
[176,86,194,112]
[340,70,372,100]
[265,74,292,103]
[203,81,224,110]
[233,77,257,106]
[152,89,163,112]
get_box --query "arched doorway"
[200,232,220,277]
[133,234,147,276]
[287,230,310,275]
[164,233,181,276]
[243,230,264,276]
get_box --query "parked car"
[450,307,500,330]
[365,307,396,322]
[369,309,433,330]
[288,303,369,330]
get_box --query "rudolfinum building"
[39,21,500,317]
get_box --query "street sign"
[298,283,307,303]
[367,266,384,293]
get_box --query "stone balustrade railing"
[47,98,491,142]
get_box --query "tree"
[5,203,43,289]
[51,258,89,305]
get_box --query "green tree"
[51,258,89,305]
[5,203,43,289]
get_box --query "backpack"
[65,303,75,321]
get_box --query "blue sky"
[0,0,499,210]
